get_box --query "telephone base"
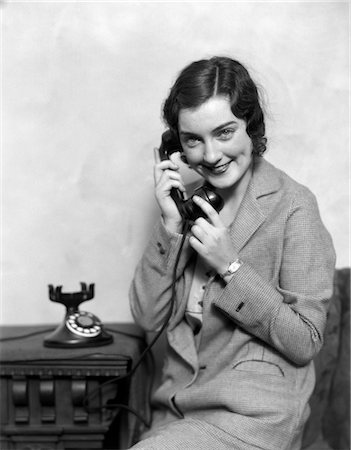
[43,334,113,348]
[43,323,113,348]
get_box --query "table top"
[0,323,146,363]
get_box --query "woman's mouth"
[202,161,232,175]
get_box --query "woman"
[129,56,335,449]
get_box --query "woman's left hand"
[189,195,238,275]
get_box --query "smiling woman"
[129,56,336,450]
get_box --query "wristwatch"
[219,259,243,278]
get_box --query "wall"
[1,1,349,325]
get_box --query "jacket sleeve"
[213,188,336,366]
[129,219,193,331]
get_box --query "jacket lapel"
[167,321,199,372]
[229,182,266,252]
[230,158,280,252]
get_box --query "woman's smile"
[201,160,233,176]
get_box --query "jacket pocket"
[231,339,286,378]
[232,359,285,377]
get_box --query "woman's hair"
[163,56,267,156]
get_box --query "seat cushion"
[301,270,342,449]
[322,268,350,450]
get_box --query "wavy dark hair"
[163,56,267,156]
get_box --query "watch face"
[229,261,240,272]
[223,259,242,277]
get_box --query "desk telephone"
[44,283,113,348]
[159,130,224,221]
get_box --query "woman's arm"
[129,219,193,331]
[130,144,194,330]
[213,189,336,365]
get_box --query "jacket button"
[157,242,166,254]
[236,302,244,312]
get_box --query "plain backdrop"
[1,1,349,325]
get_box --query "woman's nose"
[203,140,221,165]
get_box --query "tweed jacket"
[129,157,336,450]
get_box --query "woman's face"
[178,95,253,192]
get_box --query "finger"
[154,160,179,184]
[191,223,208,243]
[156,159,180,172]
[189,235,207,256]
[154,146,181,167]
[154,145,179,165]
[164,169,183,182]
[166,180,186,193]
[169,151,181,165]
[193,217,213,234]
[156,167,186,190]
[158,175,186,193]
[192,195,223,227]
[155,169,184,188]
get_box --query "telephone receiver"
[159,130,224,221]
[43,283,113,348]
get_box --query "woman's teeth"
[206,161,231,175]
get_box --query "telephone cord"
[82,219,191,426]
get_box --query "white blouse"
[185,256,213,334]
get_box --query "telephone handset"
[159,130,224,221]
[43,283,113,348]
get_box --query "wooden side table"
[0,323,151,450]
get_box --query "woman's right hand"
[153,147,185,234]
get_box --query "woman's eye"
[218,128,234,139]
[185,137,200,148]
